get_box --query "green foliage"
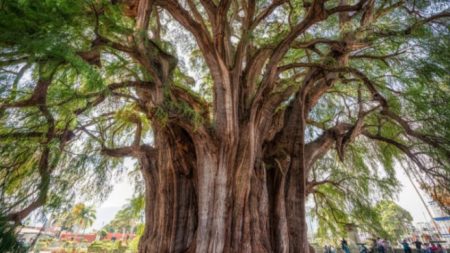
[0,215,26,253]
[52,203,96,232]
[375,200,413,242]
[0,0,86,55]
[311,142,401,244]
[128,223,144,253]
[103,196,143,233]
[88,240,127,253]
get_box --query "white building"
[428,201,450,242]
[16,226,56,245]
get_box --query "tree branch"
[380,109,450,159]
[326,0,368,16]
[363,131,429,173]
[251,0,288,30]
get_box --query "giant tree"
[0,0,449,252]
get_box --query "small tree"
[71,203,96,233]
[104,196,144,234]
[52,203,96,234]
[375,200,413,242]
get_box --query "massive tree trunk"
[136,119,312,253]
[138,125,198,252]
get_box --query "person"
[402,240,412,253]
[376,238,385,253]
[330,245,337,253]
[415,240,423,253]
[341,238,351,253]
[423,243,431,253]
[369,239,377,253]
[359,244,368,253]
[324,245,331,253]
[431,243,438,253]
[436,244,445,253]
[384,240,391,253]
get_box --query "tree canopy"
[375,200,413,242]
[313,199,413,246]
[0,0,449,252]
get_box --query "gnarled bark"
[135,114,316,253]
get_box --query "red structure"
[104,232,136,241]
[59,231,135,242]
[60,232,97,243]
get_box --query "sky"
[91,175,134,230]
[89,164,432,231]
[396,167,433,223]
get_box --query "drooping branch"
[0,132,56,139]
[277,63,387,107]
[0,62,59,109]
[380,109,450,159]
[375,10,450,37]
[6,191,47,224]
[81,112,158,159]
[350,50,405,61]
[363,132,429,174]
[0,57,28,68]
[326,0,368,15]
[303,112,375,169]
[4,82,64,223]
[304,130,336,168]
[101,144,156,158]
[306,178,346,194]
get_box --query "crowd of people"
[322,238,448,253]
[401,239,446,253]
